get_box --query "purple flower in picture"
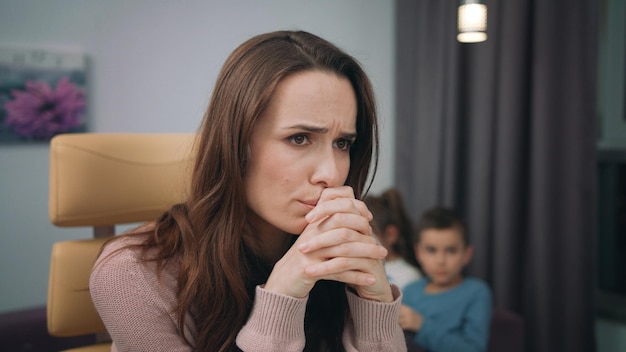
[3,77,86,140]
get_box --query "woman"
[90,30,406,352]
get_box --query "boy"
[401,207,492,352]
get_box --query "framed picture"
[0,47,87,143]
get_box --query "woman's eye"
[334,139,353,151]
[289,134,309,145]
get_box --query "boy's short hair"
[415,206,468,245]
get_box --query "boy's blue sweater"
[402,277,493,352]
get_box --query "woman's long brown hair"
[105,30,379,351]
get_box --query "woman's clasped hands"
[265,186,393,303]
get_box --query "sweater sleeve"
[415,283,493,352]
[343,285,407,352]
[89,241,195,352]
[235,286,308,352]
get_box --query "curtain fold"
[395,1,597,351]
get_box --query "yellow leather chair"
[47,133,195,352]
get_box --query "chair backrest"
[47,133,195,347]
[49,133,195,228]
[47,237,110,337]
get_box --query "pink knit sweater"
[90,236,407,352]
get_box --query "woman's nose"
[310,149,343,187]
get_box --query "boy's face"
[415,227,473,290]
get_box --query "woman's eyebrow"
[343,133,358,141]
[284,124,329,133]
[285,124,357,139]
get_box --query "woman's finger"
[303,256,382,280]
[305,186,372,223]
[306,197,372,224]
[304,255,393,302]
[298,226,379,253]
[304,240,387,260]
[305,197,358,222]
[313,268,378,287]
[317,186,356,202]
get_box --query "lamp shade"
[457,2,487,43]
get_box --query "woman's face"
[245,70,357,237]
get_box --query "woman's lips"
[300,199,318,211]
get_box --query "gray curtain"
[395,1,597,351]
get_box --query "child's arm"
[415,284,493,352]
[399,304,423,332]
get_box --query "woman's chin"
[280,218,308,235]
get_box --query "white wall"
[0,0,396,313]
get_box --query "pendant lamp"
[457,0,488,43]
